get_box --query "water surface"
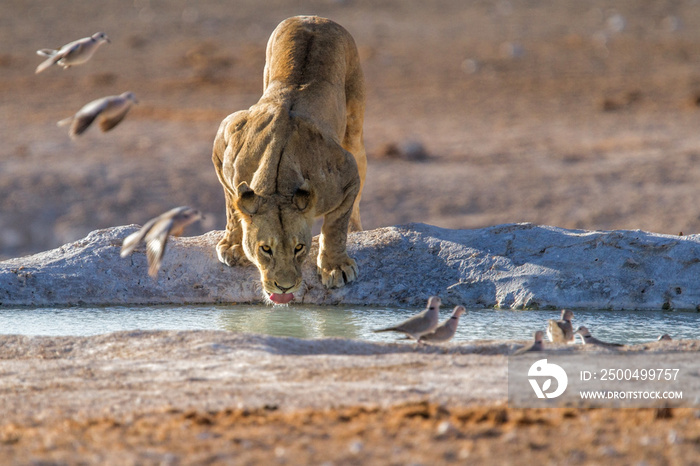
[1,305,697,344]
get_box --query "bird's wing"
[374,309,426,333]
[120,230,143,258]
[57,116,74,127]
[394,309,433,334]
[120,216,161,257]
[59,41,86,60]
[547,319,564,342]
[144,218,176,278]
[596,337,623,347]
[560,321,574,341]
[69,98,110,136]
[35,38,93,73]
[420,322,450,342]
[36,48,56,57]
[35,54,61,73]
[99,106,132,132]
[146,236,168,278]
[70,112,99,137]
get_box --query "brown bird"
[514,330,545,355]
[36,32,110,74]
[419,306,465,343]
[373,296,441,341]
[547,309,575,343]
[574,326,624,348]
[58,92,138,138]
[121,206,202,278]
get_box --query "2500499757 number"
[600,368,680,381]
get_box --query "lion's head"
[235,180,316,304]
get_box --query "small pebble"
[348,439,364,454]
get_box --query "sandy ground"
[0,331,699,465]
[3,402,700,465]
[3,0,700,463]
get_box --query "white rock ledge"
[1,223,699,309]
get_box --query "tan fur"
[212,16,367,294]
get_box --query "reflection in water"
[216,305,366,340]
[0,305,697,344]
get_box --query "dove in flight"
[36,32,110,74]
[57,92,138,138]
[121,206,203,278]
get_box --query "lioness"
[212,16,367,304]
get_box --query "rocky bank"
[1,223,699,310]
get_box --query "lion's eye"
[260,245,272,255]
[294,244,305,254]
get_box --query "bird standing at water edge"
[513,330,545,355]
[373,296,441,341]
[35,32,110,74]
[419,306,465,343]
[121,206,202,278]
[57,92,138,138]
[547,309,575,343]
[574,326,624,348]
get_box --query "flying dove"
[574,326,624,348]
[57,92,138,138]
[547,309,575,343]
[121,206,202,278]
[514,330,545,355]
[373,296,441,340]
[35,32,110,74]
[418,306,465,343]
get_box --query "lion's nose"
[274,282,293,293]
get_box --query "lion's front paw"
[317,255,358,289]
[216,239,251,267]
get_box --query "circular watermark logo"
[528,359,568,399]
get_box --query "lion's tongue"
[269,293,294,304]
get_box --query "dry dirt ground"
[3,403,700,465]
[3,0,700,463]
[0,331,699,465]
[5,0,700,260]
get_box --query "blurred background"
[3,0,700,260]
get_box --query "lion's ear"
[236,182,261,215]
[293,180,315,213]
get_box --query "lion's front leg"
[216,230,249,267]
[217,190,251,267]
[317,194,359,288]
